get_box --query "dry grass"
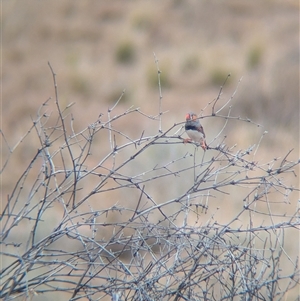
[1,61,299,300]
[1,1,299,300]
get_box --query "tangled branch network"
[1,64,299,301]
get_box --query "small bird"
[184,112,207,150]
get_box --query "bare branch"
[1,63,299,301]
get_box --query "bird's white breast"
[186,129,204,143]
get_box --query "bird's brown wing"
[197,124,206,138]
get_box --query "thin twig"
[153,52,163,133]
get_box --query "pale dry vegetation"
[1,1,299,300]
[1,63,299,300]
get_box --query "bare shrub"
[1,63,299,301]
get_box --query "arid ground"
[1,1,299,300]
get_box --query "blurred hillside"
[1,2,299,300]
[2,0,299,144]
[2,0,299,216]
[2,0,299,217]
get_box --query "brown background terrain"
[2,0,299,143]
[1,1,299,300]
[2,0,299,215]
